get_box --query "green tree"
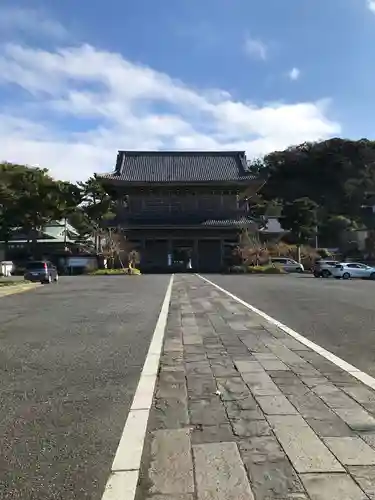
[0,163,82,257]
[78,174,115,251]
[259,139,375,228]
[282,197,318,262]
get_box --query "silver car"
[270,257,304,273]
[331,262,375,280]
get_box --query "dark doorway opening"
[171,241,193,272]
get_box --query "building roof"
[99,151,256,184]
[105,214,256,229]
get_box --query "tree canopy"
[252,138,375,246]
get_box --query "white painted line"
[131,375,157,410]
[101,274,174,499]
[111,409,150,471]
[101,470,138,500]
[196,274,375,391]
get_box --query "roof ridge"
[117,150,246,156]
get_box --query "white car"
[331,262,375,280]
[270,257,304,273]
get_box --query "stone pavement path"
[136,275,375,500]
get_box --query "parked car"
[313,259,340,278]
[331,262,375,280]
[24,261,59,284]
[270,257,304,273]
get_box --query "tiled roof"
[99,151,256,183]
[201,217,256,227]
[105,214,256,228]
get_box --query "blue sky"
[0,0,373,180]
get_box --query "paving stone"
[268,370,302,379]
[193,442,254,500]
[238,436,285,464]
[184,345,206,354]
[268,415,344,473]
[185,361,212,376]
[145,495,194,500]
[301,376,330,389]
[210,358,238,378]
[184,353,208,363]
[159,370,186,384]
[164,339,184,352]
[234,360,265,373]
[306,417,354,437]
[149,429,194,495]
[189,397,228,425]
[266,345,306,364]
[191,423,236,444]
[210,364,239,377]
[300,473,368,500]
[227,321,249,331]
[242,372,282,396]
[226,346,253,356]
[288,363,322,377]
[339,385,375,404]
[255,394,298,415]
[223,395,259,412]
[281,338,310,351]
[156,379,187,400]
[216,377,252,401]
[161,353,184,371]
[246,459,305,500]
[360,433,375,449]
[151,397,189,430]
[312,384,359,409]
[348,466,375,499]
[286,392,337,420]
[325,371,359,384]
[183,334,203,345]
[333,407,375,432]
[206,350,228,359]
[258,359,290,371]
[225,404,264,421]
[253,353,278,360]
[323,436,375,465]
[187,375,217,400]
[240,335,270,353]
[232,419,272,437]
[272,378,309,396]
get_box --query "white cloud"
[368,0,375,13]
[288,68,301,81]
[0,15,340,182]
[0,6,68,41]
[244,36,268,61]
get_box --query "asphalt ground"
[0,275,170,500]
[206,274,375,378]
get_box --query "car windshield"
[26,262,46,269]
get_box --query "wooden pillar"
[220,239,224,270]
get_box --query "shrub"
[229,265,247,273]
[89,268,141,276]
[247,265,285,274]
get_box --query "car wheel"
[296,267,303,273]
[313,271,320,278]
[54,274,59,282]
[370,272,375,280]
[342,272,350,280]
[321,270,331,278]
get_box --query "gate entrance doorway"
[171,240,193,272]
